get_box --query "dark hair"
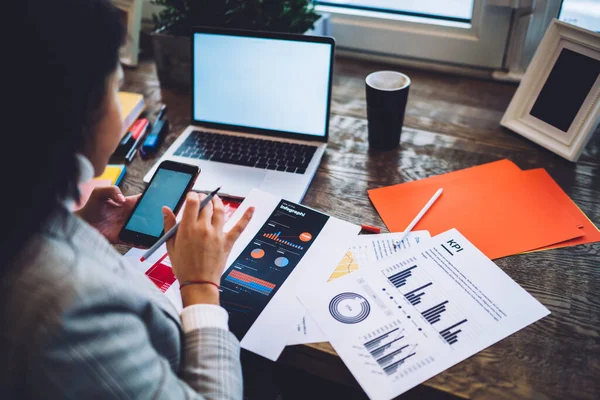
[3,1,125,265]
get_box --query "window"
[559,0,600,32]
[318,0,474,22]
[316,0,514,69]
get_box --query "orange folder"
[386,159,523,189]
[523,169,600,251]
[368,160,584,259]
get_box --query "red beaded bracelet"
[179,280,220,291]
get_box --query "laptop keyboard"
[173,130,317,174]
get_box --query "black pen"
[153,104,167,123]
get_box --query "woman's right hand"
[162,192,254,307]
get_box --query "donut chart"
[329,292,371,324]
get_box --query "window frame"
[315,0,513,69]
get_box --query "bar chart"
[360,320,420,377]
[404,282,433,306]
[439,319,467,345]
[421,300,448,324]
[263,231,305,250]
[387,265,417,288]
[382,262,473,347]
[224,269,276,296]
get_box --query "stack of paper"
[298,230,550,400]
[367,159,600,259]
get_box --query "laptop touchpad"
[192,161,267,197]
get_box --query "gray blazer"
[0,208,243,399]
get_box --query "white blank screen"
[193,33,332,137]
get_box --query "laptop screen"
[192,31,333,139]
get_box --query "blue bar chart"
[383,262,471,347]
[387,265,417,288]
[421,300,449,324]
[404,282,433,306]
[439,319,467,345]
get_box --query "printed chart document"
[222,189,360,359]
[289,231,431,346]
[299,229,550,400]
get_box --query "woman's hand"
[76,186,140,244]
[163,192,254,307]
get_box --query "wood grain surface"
[119,55,600,400]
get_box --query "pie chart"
[274,257,289,267]
[251,249,265,259]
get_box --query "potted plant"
[151,0,330,87]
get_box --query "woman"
[1,1,253,398]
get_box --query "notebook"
[97,164,126,185]
[119,91,145,138]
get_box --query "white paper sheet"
[288,231,431,346]
[298,229,550,400]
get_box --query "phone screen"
[124,168,193,238]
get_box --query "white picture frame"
[113,0,143,67]
[501,19,600,162]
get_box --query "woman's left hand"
[76,186,140,244]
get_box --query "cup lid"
[366,71,411,91]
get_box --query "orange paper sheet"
[368,160,584,259]
[523,169,600,251]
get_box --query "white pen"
[395,188,444,247]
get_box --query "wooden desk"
[120,56,600,400]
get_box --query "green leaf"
[152,0,320,34]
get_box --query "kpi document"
[299,229,550,400]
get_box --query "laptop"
[144,27,335,202]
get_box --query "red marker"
[361,224,381,234]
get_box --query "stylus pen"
[394,188,443,248]
[140,187,221,262]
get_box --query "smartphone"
[119,160,200,248]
